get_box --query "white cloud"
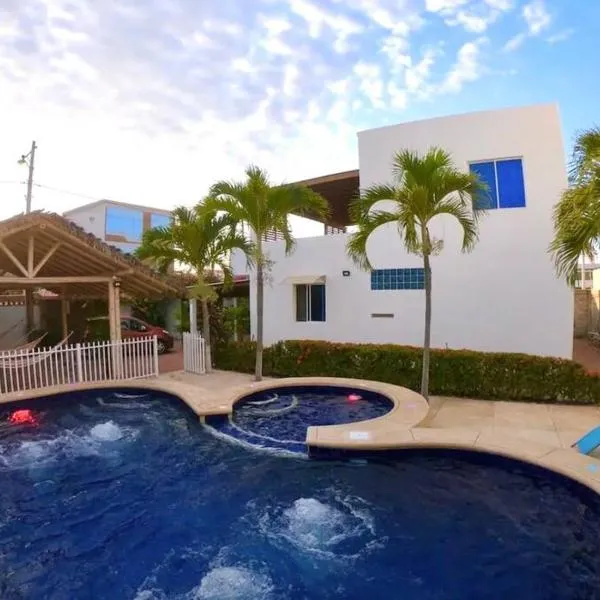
[547,28,575,44]
[523,0,551,35]
[503,0,552,52]
[503,32,526,52]
[404,48,438,96]
[439,39,485,93]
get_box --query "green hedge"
[215,340,600,405]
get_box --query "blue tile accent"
[371,268,425,290]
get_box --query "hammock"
[0,332,73,370]
[11,332,47,352]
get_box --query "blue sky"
[0,0,598,222]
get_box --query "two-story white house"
[63,199,171,255]
[233,104,573,359]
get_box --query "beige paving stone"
[411,427,480,445]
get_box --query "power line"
[33,183,103,202]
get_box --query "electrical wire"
[32,183,103,202]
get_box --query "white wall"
[65,203,107,240]
[250,104,573,359]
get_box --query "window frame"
[294,283,326,322]
[469,157,526,211]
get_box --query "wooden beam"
[27,236,35,277]
[61,297,69,338]
[32,242,60,276]
[0,275,119,286]
[0,241,28,276]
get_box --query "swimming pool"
[1,389,599,599]
[206,385,394,453]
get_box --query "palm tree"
[136,205,251,371]
[346,148,486,400]
[551,127,600,284]
[204,165,329,381]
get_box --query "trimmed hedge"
[215,340,600,405]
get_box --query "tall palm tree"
[204,165,329,381]
[551,127,600,283]
[136,205,251,371]
[347,148,486,400]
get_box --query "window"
[295,284,326,322]
[371,268,424,290]
[469,158,526,210]
[106,206,143,242]
[150,213,171,229]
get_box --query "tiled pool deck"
[2,370,600,495]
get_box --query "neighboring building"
[232,104,573,359]
[575,263,600,289]
[63,199,171,255]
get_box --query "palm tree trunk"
[255,245,264,382]
[200,298,212,373]
[420,251,432,401]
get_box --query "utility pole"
[19,141,37,333]
[20,140,37,214]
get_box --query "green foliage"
[215,340,600,405]
[551,127,600,283]
[222,298,250,340]
[85,318,110,341]
[131,299,169,327]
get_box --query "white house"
[233,104,574,359]
[63,199,171,255]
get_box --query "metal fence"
[183,331,206,375]
[0,336,159,395]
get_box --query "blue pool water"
[1,389,599,599]
[206,386,393,453]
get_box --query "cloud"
[547,28,575,44]
[503,0,552,52]
[439,39,486,93]
[523,0,551,35]
[0,0,545,221]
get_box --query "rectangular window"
[371,268,424,290]
[295,284,326,322]
[469,158,526,210]
[105,206,143,242]
[150,213,171,229]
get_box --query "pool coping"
[2,377,599,496]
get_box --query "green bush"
[214,340,600,405]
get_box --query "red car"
[85,316,174,354]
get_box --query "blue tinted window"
[469,158,526,210]
[496,159,526,208]
[151,213,171,229]
[371,268,425,290]
[106,206,143,242]
[469,162,497,210]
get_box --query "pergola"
[0,211,184,341]
[291,169,360,231]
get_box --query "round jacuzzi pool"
[0,389,599,599]
[205,385,394,452]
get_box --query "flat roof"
[63,199,172,217]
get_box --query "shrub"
[214,340,600,405]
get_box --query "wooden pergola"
[0,211,184,341]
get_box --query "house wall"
[247,104,573,359]
[66,203,107,240]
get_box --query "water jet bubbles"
[193,566,273,600]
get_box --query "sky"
[0,0,599,230]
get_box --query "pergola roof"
[291,169,359,227]
[0,211,184,300]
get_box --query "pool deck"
[2,369,600,495]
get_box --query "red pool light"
[9,409,37,425]
[347,394,362,402]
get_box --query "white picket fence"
[183,331,206,375]
[0,336,159,395]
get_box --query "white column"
[189,298,198,333]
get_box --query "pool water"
[1,390,599,599]
[206,386,393,453]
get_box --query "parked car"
[84,316,174,354]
